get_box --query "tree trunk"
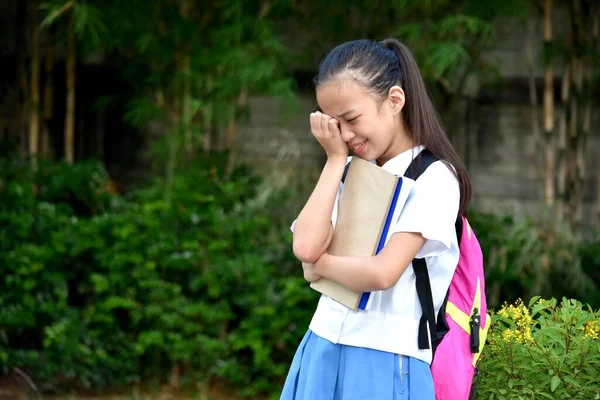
[29,0,40,162]
[525,16,544,200]
[225,88,248,179]
[597,159,600,232]
[202,103,213,153]
[201,75,214,153]
[16,0,28,155]
[556,60,570,221]
[64,16,76,164]
[542,0,555,207]
[42,31,54,159]
[568,58,584,233]
[179,0,193,155]
[182,56,192,155]
[564,0,597,233]
[594,9,600,232]
[160,90,178,205]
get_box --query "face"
[316,77,409,165]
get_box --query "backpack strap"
[403,149,440,351]
[341,159,351,183]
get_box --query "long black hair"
[314,38,471,217]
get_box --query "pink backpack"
[404,150,491,399]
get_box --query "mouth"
[349,140,367,155]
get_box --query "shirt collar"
[366,145,425,176]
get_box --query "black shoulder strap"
[341,160,351,183]
[404,149,441,351]
[342,163,350,183]
[343,150,438,183]
[404,149,438,180]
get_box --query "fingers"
[328,118,340,136]
[320,114,330,136]
[310,112,321,135]
[311,111,339,138]
[302,262,321,283]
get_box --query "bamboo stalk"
[556,62,569,220]
[202,75,214,153]
[46,1,74,24]
[182,56,192,154]
[29,0,40,161]
[525,17,544,202]
[42,30,54,158]
[597,159,600,232]
[64,16,75,163]
[180,0,193,155]
[568,0,588,234]
[543,0,555,207]
[16,0,28,154]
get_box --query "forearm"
[314,232,426,292]
[293,156,346,262]
[314,253,389,293]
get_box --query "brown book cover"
[310,157,414,309]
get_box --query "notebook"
[309,157,414,310]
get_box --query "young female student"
[280,38,472,400]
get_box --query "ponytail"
[381,39,471,217]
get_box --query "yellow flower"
[503,329,515,341]
[583,320,600,340]
[496,299,535,345]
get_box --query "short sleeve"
[391,161,460,258]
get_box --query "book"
[310,157,414,310]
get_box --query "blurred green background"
[1,0,599,399]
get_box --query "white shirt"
[291,145,460,364]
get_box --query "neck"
[376,127,415,167]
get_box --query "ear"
[387,86,405,116]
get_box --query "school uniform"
[282,145,460,400]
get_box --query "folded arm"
[293,156,346,263]
[313,231,426,292]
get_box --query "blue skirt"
[280,330,434,400]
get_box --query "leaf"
[40,0,74,29]
[563,375,582,388]
[532,301,551,317]
[542,326,567,344]
[529,295,542,307]
[73,3,107,44]
[551,375,561,392]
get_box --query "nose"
[340,124,356,143]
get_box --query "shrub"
[0,154,317,396]
[478,297,600,399]
[468,211,599,309]
[2,150,600,398]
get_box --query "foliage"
[40,0,107,45]
[286,0,522,95]
[467,211,598,310]
[95,0,295,156]
[2,151,600,397]
[0,153,317,396]
[478,297,600,399]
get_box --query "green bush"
[0,154,316,396]
[478,297,600,399]
[468,211,599,309]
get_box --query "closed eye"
[347,116,359,123]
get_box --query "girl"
[280,38,471,400]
